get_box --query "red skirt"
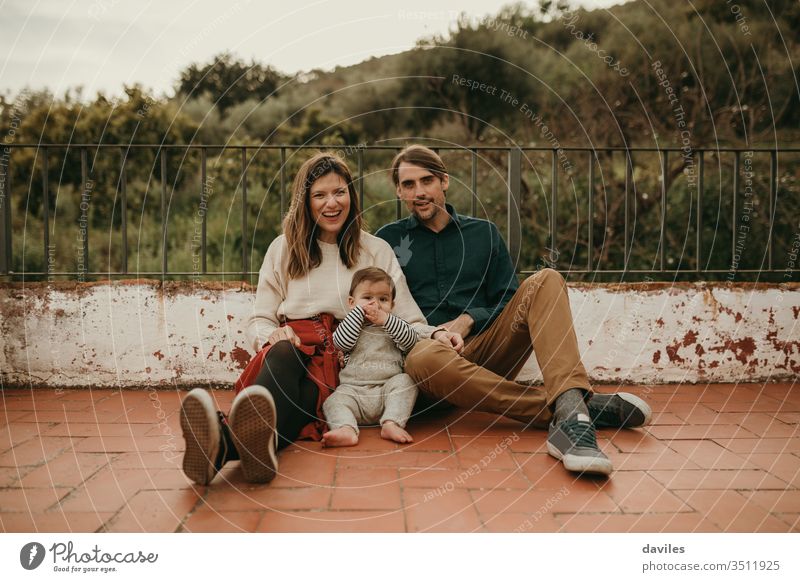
[234,314,339,441]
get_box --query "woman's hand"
[432,329,464,353]
[266,326,301,347]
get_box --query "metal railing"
[0,144,797,281]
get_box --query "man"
[376,145,651,476]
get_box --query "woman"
[179,152,460,486]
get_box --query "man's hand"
[362,301,389,326]
[432,329,464,353]
[441,313,475,339]
[266,326,301,347]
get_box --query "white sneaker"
[180,388,224,485]
[229,385,279,483]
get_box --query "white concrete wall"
[1,280,797,388]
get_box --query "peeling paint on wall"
[0,280,798,388]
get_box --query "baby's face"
[349,280,394,314]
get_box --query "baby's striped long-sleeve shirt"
[333,305,417,366]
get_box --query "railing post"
[395,148,402,220]
[1,146,12,274]
[241,147,249,281]
[161,149,168,277]
[357,148,364,211]
[120,148,128,275]
[279,147,286,217]
[80,148,89,278]
[550,149,558,268]
[507,147,522,268]
[732,151,740,272]
[201,147,207,275]
[660,150,668,271]
[587,150,594,272]
[624,149,631,271]
[470,148,477,216]
[696,150,704,273]
[42,147,50,274]
[768,149,777,271]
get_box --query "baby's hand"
[362,302,388,326]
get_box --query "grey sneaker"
[547,413,613,476]
[180,388,228,485]
[588,392,652,429]
[229,385,278,484]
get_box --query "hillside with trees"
[1,0,797,281]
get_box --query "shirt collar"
[404,203,463,230]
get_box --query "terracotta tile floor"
[1,383,798,533]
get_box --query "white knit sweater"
[245,231,437,352]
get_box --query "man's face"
[396,162,449,223]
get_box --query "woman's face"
[308,172,351,243]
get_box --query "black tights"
[225,340,320,456]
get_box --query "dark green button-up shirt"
[376,204,519,335]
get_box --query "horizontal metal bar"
[4,144,797,153]
[518,269,780,275]
[4,271,266,277]
[4,268,782,278]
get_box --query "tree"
[176,52,286,116]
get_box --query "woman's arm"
[245,237,286,352]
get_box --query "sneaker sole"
[547,442,613,476]
[229,386,278,484]
[617,392,652,428]
[180,389,220,486]
[590,392,653,429]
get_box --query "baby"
[322,267,419,447]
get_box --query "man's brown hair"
[390,145,448,186]
[349,267,396,300]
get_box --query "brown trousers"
[405,268,592,429]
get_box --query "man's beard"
[412,199,439,220]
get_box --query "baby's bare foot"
[381,421,413,444]
[321,426,358,447]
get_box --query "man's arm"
[332,306,366,352]
[463,223,519,335]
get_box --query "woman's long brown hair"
[282,152,362,280]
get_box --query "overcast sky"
[1,0,626,98]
